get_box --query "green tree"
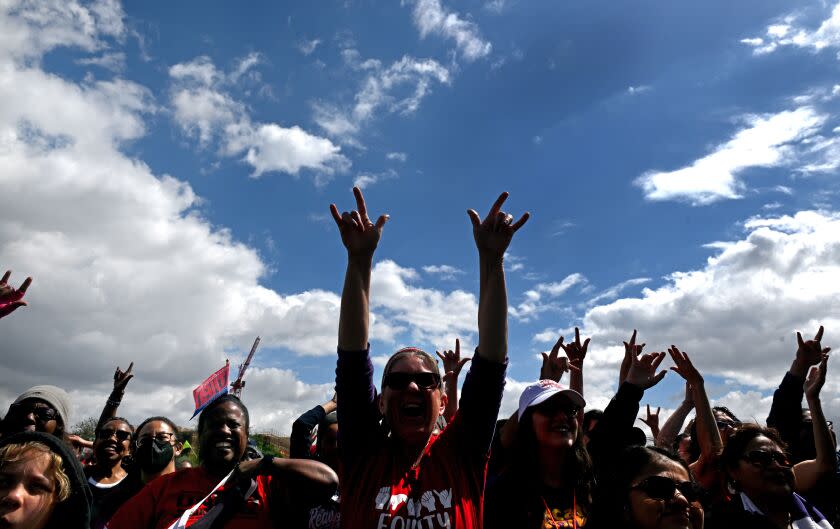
[72,416,98,441]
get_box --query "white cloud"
[386,151,408,162]
[169,55,350,182]
[313,53,450,144]
[75,51,125,72]
[352,169,397,189]
[297,38,321,56]
[510,273,586,321]
[584,277,651,307]
[422,264,464,280]
[371,260,478,349]
[742,3,840,56]
[635,107,827,205]
[532,135,543,145]
[627,85,651,95]
[535,210,840,423]
[411,0,492,61]
[483,0,505,14]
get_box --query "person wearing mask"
[589,445,704,529]
[91,417,183,529]
[331,188,527,529]
[2,386,71,441]
[0,431,93,529]
[107,394,337,529]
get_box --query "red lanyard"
[541,493,578,529]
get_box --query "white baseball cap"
[517,379,586,420]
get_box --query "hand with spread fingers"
[330,187,389,257]
[619,329,647,386]
[639,404,661,438]
[466,192,529,259]
[0,270,32,319]
[437,338,471,383]
[624,331,667,390]
[540,335,579,382]
[560,327,590,369]
[667,345,704,387]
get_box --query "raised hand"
[330,187,389,257]
[667,346,703,387]
[639,404,661,436]
[467,192,529,259]
[619,330,646,386]
[805,354,829,401]
[436,338,471,382]
[113,362,134,393]
[561,327,590,369]
[625,335,667,390]
[0,271,32,319]
[540,335,579,382]
[796,326,830,368]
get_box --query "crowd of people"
[1,188,838,529]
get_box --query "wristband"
[106,399,121,407]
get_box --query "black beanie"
[0,431,92,529]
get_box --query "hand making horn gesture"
[560,327,590,369]
[113,362,135,394]
[623,330,667,390]
[540,333,582,382]
[0,270,32,319]
[330,187,389,257]
[467,192,529,259]
[437,338,471,383]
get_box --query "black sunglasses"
[716,420,738,430]
[383,372,441,390]
[97,428,132,442]
[742,450,790,468]
[9,403,58,422]
[631,476,704,503]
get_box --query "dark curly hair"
[720,423,788,473]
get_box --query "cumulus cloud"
[741,3,840,56]
[635,107,827,205]
[169,55,350,181]
[313,53,450,144]
[510,273,586,321]
[386,151,408,162]
[422,264,464,280]
[531,210,840,424]
[0,0,478,433]
[411,0,492,61]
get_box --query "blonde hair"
[0,442,71,502]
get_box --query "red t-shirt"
[341,415,487,529]
[105,467,272,529]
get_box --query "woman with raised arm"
[332,188,528,529]
[707,355,835,529]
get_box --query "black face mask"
[134,438,174,474]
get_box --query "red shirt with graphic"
[336,348,507,529]
[105,467,272,529]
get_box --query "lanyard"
[541,492,577,529]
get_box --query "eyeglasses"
[97,428,132,442]
[383,372,441,390]
[715,420,738,430]
[135,432,175,446]
[9,403,58,422]
[630,476,704,503]
[742,450,790,468]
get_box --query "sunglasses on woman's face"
[383,372,441,390]
[742,450,790,468]
[630,476,704,503]
[97,428,132,442]
[9,403,58,422]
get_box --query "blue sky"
[2,0,840,433]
